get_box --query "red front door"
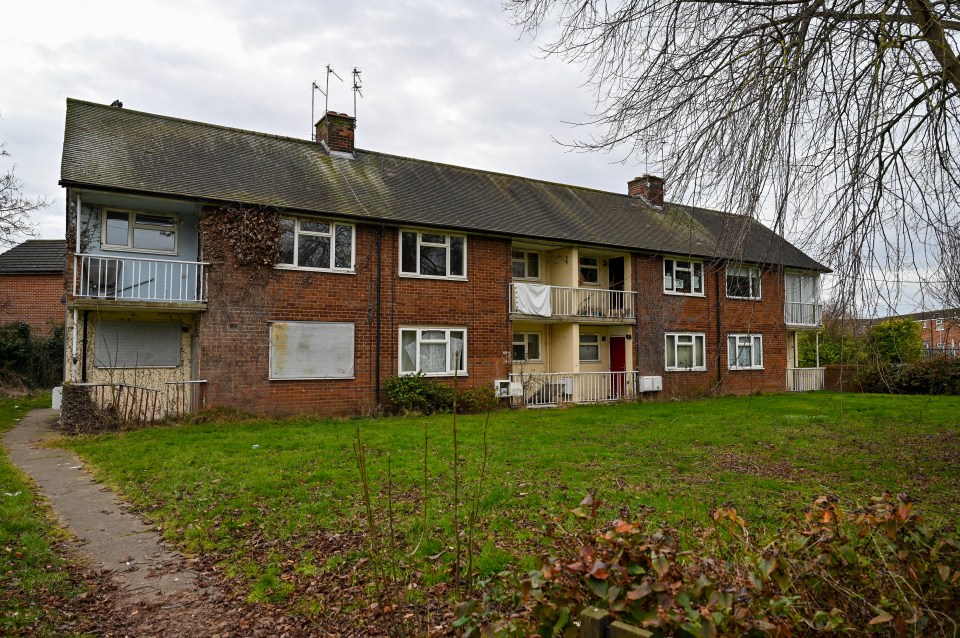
[610,336,626,397]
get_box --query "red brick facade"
[198,222,511,416]
[633,256,788,398]
[0,273,64,334]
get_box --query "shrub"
[0,321,64,391]
[855,357,960,395]
[462,493,960,636]
[863,318,924,364]
[383,374,500,414]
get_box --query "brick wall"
[632,255,788,398]
[0,273,64,334]
[199,218,511,416]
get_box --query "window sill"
[665,367,707,372]
[399,273,468,282]
[275,264,356,274]
[399,372,469,378]
[269,376,356,381]
[725,295,762,301]
[663,290,706,298]
[729,367,765,371]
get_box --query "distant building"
[0,239,66,334]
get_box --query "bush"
[857,357,960,395]
[863,318,924,364]
[383,373,499,414]
[462,493,960,636]
[0,321,63,391]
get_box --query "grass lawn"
[63,392,960,618]
[0,394,98,637]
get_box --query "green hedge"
[0,322,64,390]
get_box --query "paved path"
[3,409,205,602]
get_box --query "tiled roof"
[60,99,828,271]
[0,240,66,274]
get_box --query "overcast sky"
[1,0,937,314]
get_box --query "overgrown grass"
[63,392,960,610]
[0,394,95,637]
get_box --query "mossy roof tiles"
[60,99,827,271]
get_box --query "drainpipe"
[715,263,722,390]
[375,224,383,409]
[81,310,89,383]
[74,193,81,254]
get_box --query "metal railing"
[73,253,208,303]
[510,284,636,320]
[165,380,207,418]
[784,301,822,327]
[508,371,639,407]
[925,347,959,358]
[786,367,825,391]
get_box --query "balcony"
[508,371,639,407]
[73,254,208,307]
[784,301,822,327]
[510,283,636,323]
[786,367,824,391]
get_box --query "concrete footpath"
[3,408,205,602]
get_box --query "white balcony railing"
[508,371,639,406]
[786,367,825,391]
[785,301,822,327]
[73,254,208,304]
[510,283,636,321]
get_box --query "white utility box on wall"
[639,376,663,392]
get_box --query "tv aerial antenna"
[351,67,363,123]
[311,64,343,140]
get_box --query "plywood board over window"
[94,321,181,368]
[270,321,355,380]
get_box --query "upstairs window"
[728,334,764,370]
[279,217,354,271]
[400,230,466,279]
[665,333,706,371]
[664,259,703,295]
[512,250,540,280]
[936,319,944,331]
[579,256,599,285]
[726,265,761,299]
[400,327,467,376]
[102,209,177,254]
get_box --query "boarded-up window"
[270,321,354,380]
[94,321,181,368]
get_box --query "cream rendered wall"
[546,247,577,287]
[548,322,579,373]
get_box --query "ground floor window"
[665,332,706,371]
[579,333,600,361]
[94,321,181,368]
[269,321,355,380]
[512,332,541,362]
[728,334,763,370]
[400,327,466,376]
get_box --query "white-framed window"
[663,258,704,295]
[665,333,706,371]
[512,250,540,280]
[727,334,764,370]
[279,217,355,271]
[936,319,944,331]
[921,320,928,328]
[399,327,467,376]
[102,209,178,254]
[512,332,541,361]
[725,265,761,299]
[400,230,466,279]
[579,333,600,361]
[579,256,600,285]
[269,321,355,380]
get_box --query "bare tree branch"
[507,0,960,311]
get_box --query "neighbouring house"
[896,309,960,357]
[0,239,66,334]
[58,99,828,420]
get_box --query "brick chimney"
[628,175,664,207]
[316,111,355,154]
